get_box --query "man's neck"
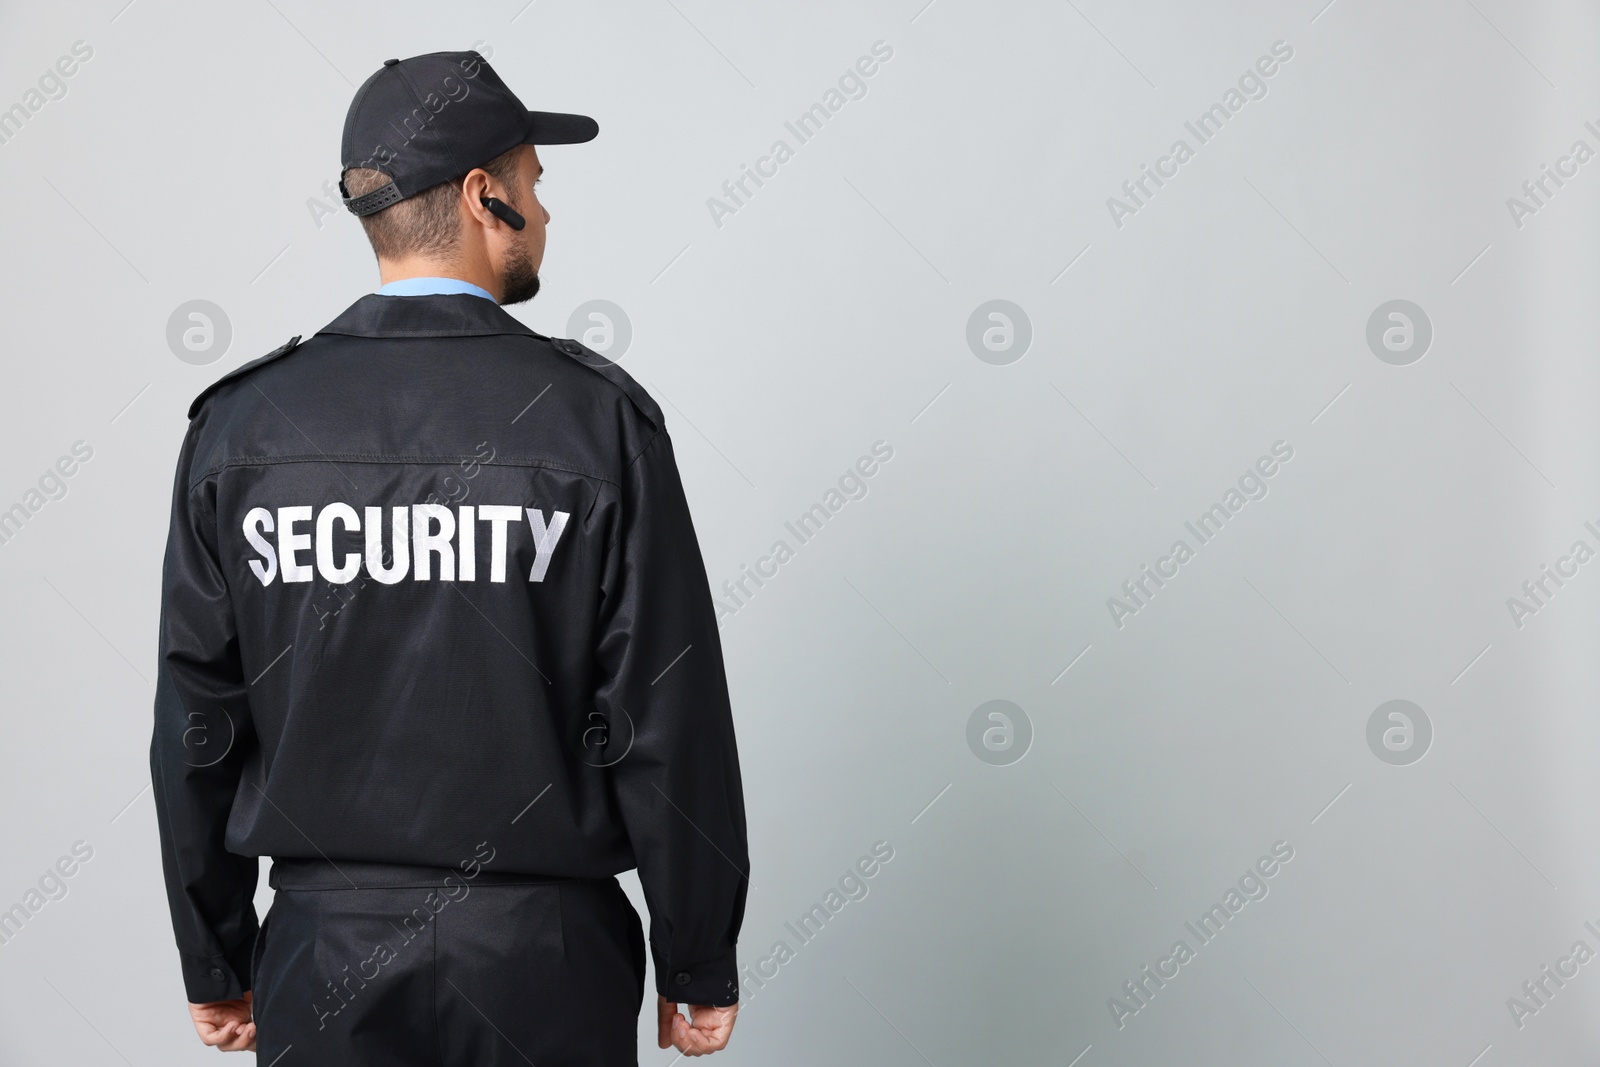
[377,258,500,301]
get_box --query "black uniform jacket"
[150,292,749,1008]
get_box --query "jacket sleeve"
[595,428,750,1007]
[149,418,260,1003]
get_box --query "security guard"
[150,51,749,1063]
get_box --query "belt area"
[268,857,596,891]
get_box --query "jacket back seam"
[189,454,621,493]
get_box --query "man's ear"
[460,171,499,230]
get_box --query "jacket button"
[209,968,226,981]
[673,971,691,986]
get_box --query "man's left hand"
[188,990,255,1051]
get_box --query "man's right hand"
[657,995,737,1055]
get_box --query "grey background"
[1,0,1597,1063]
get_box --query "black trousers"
[251,858,646,1066]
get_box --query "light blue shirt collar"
[376,276,496,303]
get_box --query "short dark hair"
[343,145,522,261]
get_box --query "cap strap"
[341,179,404,217]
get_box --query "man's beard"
[499,241,540,306]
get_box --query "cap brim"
[525,110,598,145]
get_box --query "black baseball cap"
[339,50,597,217]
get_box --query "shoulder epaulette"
[547,336,664,432]
[187,335,303,419]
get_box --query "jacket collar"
[315,292,551,340]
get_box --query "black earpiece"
[479,196,526,231]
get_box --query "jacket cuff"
[655,944,740,1006]
[178,931,257,1004]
